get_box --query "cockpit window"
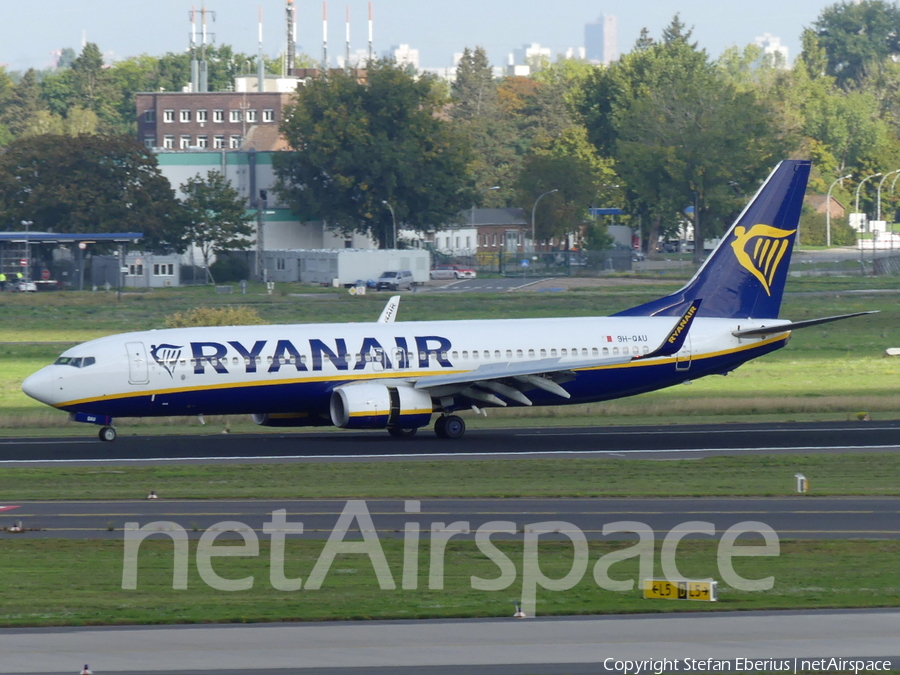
[54,356,95,368]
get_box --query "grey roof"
[457,208,528,227]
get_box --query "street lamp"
[531,189,558,253]
[877,169,900,222]
[826,174,851,247]
[381,200,396,249]
[855,172,881,217]
[471,186,499,226]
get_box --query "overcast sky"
[1,0,832,73]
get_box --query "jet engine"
[330,383,433,429]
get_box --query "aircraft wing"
[731,311,877,338]
[413,300,700,407]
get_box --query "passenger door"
[126,342,150,384]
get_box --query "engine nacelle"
[330,383,433,429]
[252,412,332,427]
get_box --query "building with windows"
[585,14,618,66]
[136,91,293,151]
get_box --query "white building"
[391,44,420,70]
[585,15,618,66]
[755,33,790,68]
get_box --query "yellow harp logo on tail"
[730,224,796,296]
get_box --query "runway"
[3,610,898,674]
[2,420,899,465]
[3,497,900,540]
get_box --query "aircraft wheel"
[436,415,465,440]
[99,426,117,442]
[388,426,418,438]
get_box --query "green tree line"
[4,1,900,257]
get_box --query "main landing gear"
[99,426,117,442]
[434,415,465,439]
[387,426,418,438]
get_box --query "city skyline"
[1,0,832,74]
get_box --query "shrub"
[164,306,267,328]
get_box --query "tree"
[275,60,473,248]
[813,0,900,86]
[579,17,781,262]
[179,171,255,272]
[0,69,44,138]
[514,153,600,244]
[0,134,186,251]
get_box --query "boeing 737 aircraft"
[22,160,872,441]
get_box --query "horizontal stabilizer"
[731,311,878,338]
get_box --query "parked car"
[429,264,477,280]
[376,270,414,291]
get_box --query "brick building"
[135,91,293,151]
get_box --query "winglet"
[636,299,702,360]
[377,295,400,323]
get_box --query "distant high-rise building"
[508,43,552,76]
[391,44,420,70]
[585,14,617,65]
[755,33,790,68]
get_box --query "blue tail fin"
[616,160,811,319]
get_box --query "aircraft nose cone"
[22,368,55,404]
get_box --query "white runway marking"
[0,445,896,465]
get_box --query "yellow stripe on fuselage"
[52,333,789,410]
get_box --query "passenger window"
[613,347,619,355]
[419,351,427,361]
[602,347,609,356]
[506,350,512,359]
[592,348,598,356]
[633,346,640,355]
[462,351,468,359]
[472,351,479,359]
[441,351,448,360]
[540,349,547,357]
[452,351,459,359]
[582,348,588,357]
[232,357,238,365]
[528,349,535,358]
[301,355,308,365]
[484,351,490,359]
[267,356,273,364]
[642,346,649,354]
[551,348,557,357]
[516,349,523,358]
[561,349,567,357]
[494,350,501,359]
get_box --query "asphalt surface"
[3,610,898,674]
[3,496,898,540]
[2,420,900,466]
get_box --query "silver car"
[376,270,414,291]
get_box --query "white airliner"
[22,160,872,441]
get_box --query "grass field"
[1,277,899,628]
[0,453,897,501]
[0,538,897,627]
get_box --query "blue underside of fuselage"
[61,339,785,420]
